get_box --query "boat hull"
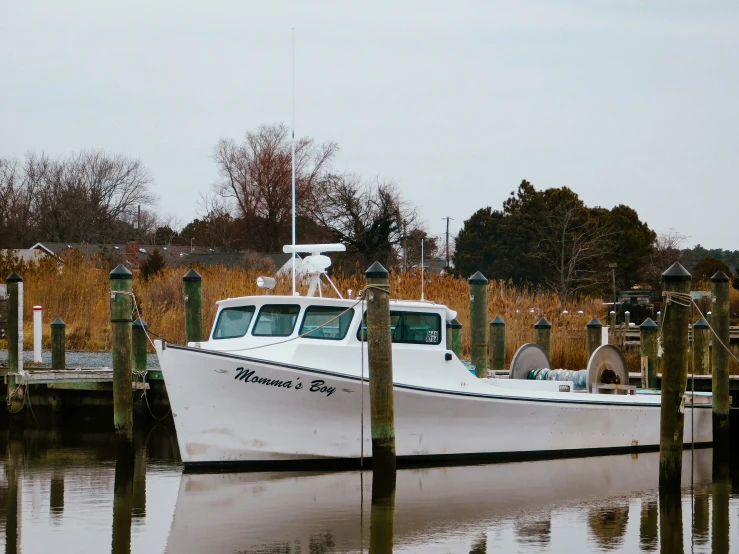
[157,344,712,468]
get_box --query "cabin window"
[212,306,255,339]
[252,305,301,337]
[300,306,355,340]
[357,311,442,345]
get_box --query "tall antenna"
[291,28,297,296]
[442,216,454,268]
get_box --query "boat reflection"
[165,449,714,553]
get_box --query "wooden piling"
[489,316,506,371]
[609,310,616,342]
[6,272,24,413]
[365,261,396,471]
[640,318,659,389]
[51,317,66,370]
[449,318,463,358]
[183,269,203,344]
[692,318,710,376]
[468,271,488,378]
[132,318,148,374]
[659,262,691,489]
[534,318,552,361]
[623,310,630,345]
[710,271,730,456]
[110,264,134,442]
[586,318,602,359]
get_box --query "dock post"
[586,318,602,359]
[710,271,731,462]
[110,264,134,443]
[534,318,552,361]
[623,310,630,345]
[446,320,452,350]
[692,318,710,375]
[659,262,691,489]
[449,318,463,358]
[468,271,488,378]
[6,272,24,413]
[132,318,148,374]
[365,261,396,471]
[183,269,203,344]
[640,318,659,389]
[33,305,42,363]
[51,318,66,370]
[489,316,506,371]
[609,310,616,342]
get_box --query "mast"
[291,28,297,295]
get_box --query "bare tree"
[212,123,338,252]
[532,203,615,298]
[311,173,418,270]
[0,157,37,247]
[641,229,686,291]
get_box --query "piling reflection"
[369,468,395,554]
[711,477,731,554]
[4,435,23,554]
[658,487,683,554]
[132,431,147,520]
[111,440,135,554]
[690,487,709,546]
[50,470,65,519]
[515,515,551,549]
[639,499,658,552]
[587,504,629,550]
[468,534,487,553]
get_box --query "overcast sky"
[2,1,738,249]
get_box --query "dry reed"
[3,260,738,374]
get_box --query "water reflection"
[639,500,657,552]
[587,504,629,550]
[658,487,682,554]
[369,468,395,554]
[1,435,739,553]
[468,535,487,553]
[515,515,551,549]
[112,440,135,554]
[691,488,709,546]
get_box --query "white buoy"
[33,306,42,363]
[601,326,609,346]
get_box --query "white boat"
[155,243,713,470]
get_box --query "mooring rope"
[661,290,739,364]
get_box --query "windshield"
[212,306,256,339]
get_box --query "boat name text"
[233,367,336,397]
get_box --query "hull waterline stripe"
[181,442,713,473]
[165,344,711,409]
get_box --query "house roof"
[28,242,300,270]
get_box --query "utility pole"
[442,217,453,268]
[609,262,618,306]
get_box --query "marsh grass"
[3,260,737,373]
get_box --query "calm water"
[1,427,738,553]
[0,349,160,369]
